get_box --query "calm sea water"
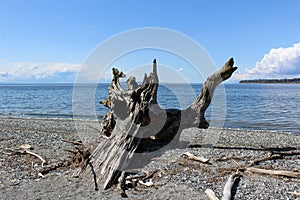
[0,83,299,134]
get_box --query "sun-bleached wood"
[79,58,238,190]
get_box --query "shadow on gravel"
[231,175,242,200]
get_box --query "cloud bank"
[0,61,81,82]
[234,42,300,80]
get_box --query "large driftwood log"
[79,58,237,190]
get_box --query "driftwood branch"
[246,167,300,178]
[40,161,70,175]
[248,153,282,167]
[205,189,220,200]
[183,152,209,163]
[124,169,159,190]
[125,170,159,181]
[221,172,240,200]
[185,58,237,129]
[216,155,251,162]
[205,172,240,200]
[274,150,300,156]
[248,150,300,167]
[287,191,300,196]
[62,139,83,146]
[118,171,127,198]
[21,149,46,167]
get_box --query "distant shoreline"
[239,78,300,84]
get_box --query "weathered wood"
[205,189,220,200]
[248,153,282,167]
[152,58,237,141]
[246,167,300,178]
[221,172,240,200]
[205,172,240,200]
[79,58,238,191]
[21,149,46,167]
[185,57,237,129]
[183,152,209,163]
[79,59,161,190]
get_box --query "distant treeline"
[240,78,300,84]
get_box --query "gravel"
[0,117,299,199]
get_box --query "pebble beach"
[0,117,299,199]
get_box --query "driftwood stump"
[79,58,238,190]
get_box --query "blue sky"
[1,0,300,83]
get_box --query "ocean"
[0,83,299,134]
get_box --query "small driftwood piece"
[124,170,159,189]
[246,167,300,178]
[183,152,209,163]
[205,189,220,200]
[21,149,46,167]
[2,147,46,167]
[205,172,240,200]
[221,172,240,200]
[274,150,300,156]
[125,170,159,181]
[79,58,237,191]
[248,153,282,167]
[141,170,159,181]
[216,155,251,162]
[118,171,127,198]
[248,150,300,167]
[287,191,300,196]
[62,139,83,146]
[19,144,46,166]
[62,138,92,168]
[40,161,70,175]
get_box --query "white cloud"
[233,42,300,80]
[0,61,81,82]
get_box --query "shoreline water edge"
[1,83,300,134]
